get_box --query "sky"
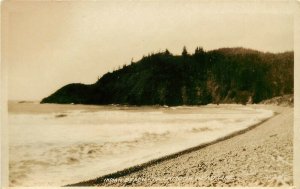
[3,0,294,101]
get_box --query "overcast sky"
[3,0,294,101]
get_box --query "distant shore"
[69,104,293,187]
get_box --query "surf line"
[66,111,278,187]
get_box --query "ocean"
[8,102,273,186]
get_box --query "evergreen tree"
[194,46,204,54]
[165,49,171,55]
[182,46,188,56]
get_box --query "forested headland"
[41,47,293,106]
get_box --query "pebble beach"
[93,105,293,187]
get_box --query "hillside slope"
[41,47,293,106]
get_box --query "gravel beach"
[91,105,293,187]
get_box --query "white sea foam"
[8,104,273,186]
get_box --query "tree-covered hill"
[41,47,293,106]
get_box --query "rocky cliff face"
[260,94,294,107]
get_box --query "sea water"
[8,102,273,186]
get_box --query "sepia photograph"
[1,0,299,187]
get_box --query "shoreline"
[67,105,293,187]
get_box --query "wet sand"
[72,105,293,187]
